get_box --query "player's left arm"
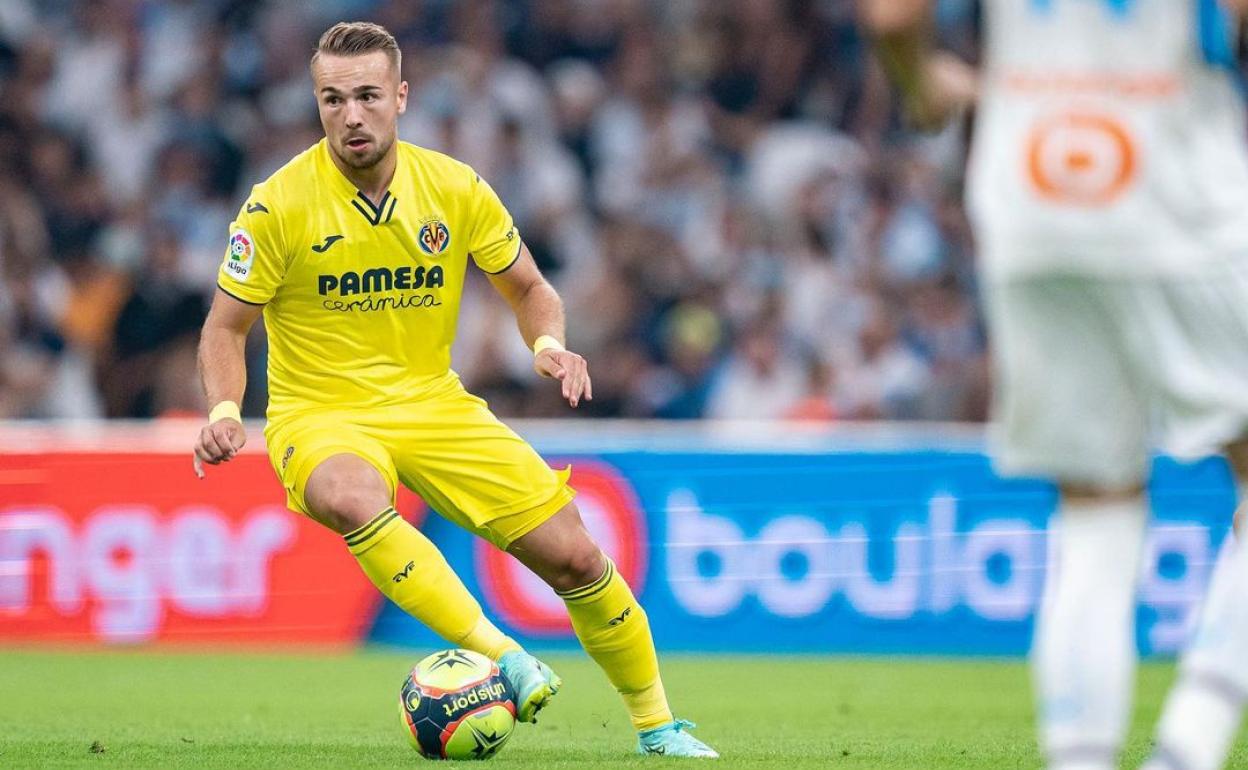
[857,0,977,131]
[485,243,591,409]
[1224,0,1248,16]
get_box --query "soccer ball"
[399,649,517,760]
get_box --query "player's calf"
[506,507,606,593]
[1034,494,1146,770]
[509,504,716,750]
[1143,530,1248,770]
[302,456,524,663]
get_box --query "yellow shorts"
[262,379,575,550]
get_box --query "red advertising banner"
[0,423,651,648]
[0,448,384,645]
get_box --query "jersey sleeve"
[217,187,287,305]
[465,169,522,274]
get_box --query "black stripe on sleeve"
[216,282,267,306]
[478,242,523,275]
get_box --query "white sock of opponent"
[1143,510,1248,770]
[1033,496,1146,770]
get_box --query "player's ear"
[396,80,409,115]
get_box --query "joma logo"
[608,606,632,626]
[312,234,344,253]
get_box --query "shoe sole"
[638,747,720,759]
[516,673,562,723]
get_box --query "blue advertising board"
[368,430,1236,657]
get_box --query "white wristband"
[209,401,242,424]
[533,335,565,356]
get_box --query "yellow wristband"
[533,335,565,356]
[208,400,242,424]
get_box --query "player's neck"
[330,144,398,206]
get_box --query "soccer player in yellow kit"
[190,21,716,758]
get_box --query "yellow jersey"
[216,139,521,421]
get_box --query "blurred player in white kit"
[862,1,1248,768]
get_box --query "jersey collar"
[318,139,400,226]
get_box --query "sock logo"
[246,201,269,214]
[392,560,416,583]
[607,606,632,626]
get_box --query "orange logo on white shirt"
[1026,112,1137,206]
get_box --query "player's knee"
[317,496,383,534]
[546,545,607,594]
[304,462,390,535]
[309,486,386,534]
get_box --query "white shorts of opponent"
[985,260,1248,489]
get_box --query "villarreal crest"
[418,220,451,255]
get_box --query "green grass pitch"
[1,649,1245,768]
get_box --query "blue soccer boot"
[497,650,562,723]
[637,719,720,758]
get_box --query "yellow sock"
[345,508,521,660]
[559,558,673,731]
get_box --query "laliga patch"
[224,229,255,281]
[417,220,450,255]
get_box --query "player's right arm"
[857,0,977,131]
[193,291,263,478]
[193,188,288,478]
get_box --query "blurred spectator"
[643,299,723,419]
[0,0,991,422]
[783,357,839,423]
[838,301,930,421]
[100,229,207,417]
[705,319,805,420]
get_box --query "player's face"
[313,51,408,171]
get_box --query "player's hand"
[904,52,978,132]
[192,417,247,478]
[534,348,593,408]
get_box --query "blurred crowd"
[0,0,988,422]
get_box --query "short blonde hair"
[312,21,400,72]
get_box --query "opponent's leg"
[304,454,520,659]
[1033,484,1147,770]
[1143,442,1248,770]
[984,277,1149,769]
[508,503,718,758]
